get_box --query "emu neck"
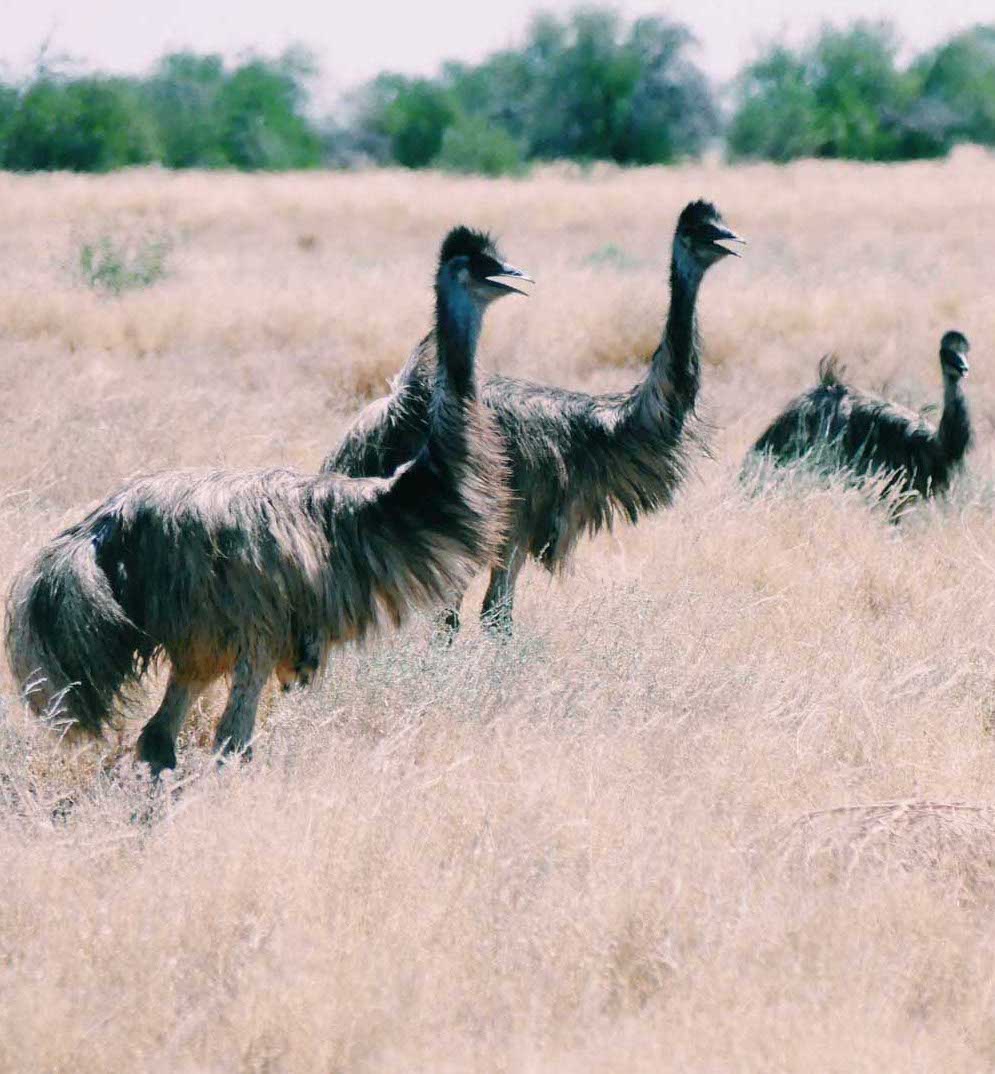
[659,253,703,393]
[628,245,703,431]
[434,271,481,401]
[938,374,971,463]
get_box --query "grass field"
[2,152,995,1072]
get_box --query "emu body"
[326,203,743,632]
[6,231,520,774]
[750,332,972,502]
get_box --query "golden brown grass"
[3,152,995,1072]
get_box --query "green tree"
[144,53,228,167]
[916,25,995,147]
[2,76,159,171]
[453,10,716,164]
[215,49,321,169]
[435,114,525,176]
[729,21,932,162]
[351,8,715,169]
[615,16,717,163]
[728,47,820,161]
[808,22,916,159]
[353,74,455,168]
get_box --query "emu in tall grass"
[749,331,972,502]
[326,201,743,633]
[5,227,523,774]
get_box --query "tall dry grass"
[2,153,995,1072]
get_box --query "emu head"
[439,225,532,306]
[939,330,970,380]
[674,200,745,276]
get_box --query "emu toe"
[215,742,253,768]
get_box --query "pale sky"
[0,0,990,107]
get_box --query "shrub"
[349,9,717,169]
[435,115,525,176]
[915,26,995,148]
[728,22,935,162]
[352,75,455,168]
[76,234,171,295]
[2,76,160,172]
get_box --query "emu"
[749,331,972,503]
[5,227,524,774]
[325,201,743,633]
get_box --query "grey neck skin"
[938,371,971,462]
[434,264,482,402]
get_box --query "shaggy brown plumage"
[6,227,519,774]
[325,203,743,633]
[749,331,972,503]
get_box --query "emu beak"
[486,262,534,296]
[942,351,969,377]
[711,226,747,258]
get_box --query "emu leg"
[480,555,524,636]
[213,656,272,763]
[136,672,206,777]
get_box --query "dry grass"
[3,152,995,1071]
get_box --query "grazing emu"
[5,228,522,774]
[326,202,743,633]
[749,331,972,502]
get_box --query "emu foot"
[215,741,253,768]
[136,725,177,778]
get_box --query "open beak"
[486,261,534,296]
[710,226,747,258]
[942,350,969,377]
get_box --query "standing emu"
[5,227,523,774]
[749,331,972,502]
[326,201,743,632]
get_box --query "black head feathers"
[439,226,497,267]
[940,330,969,356]
[676,199,722,233]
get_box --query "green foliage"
[809,23,918,160]
[515,10,716,163]
[354,74,455,168]
[0,14,991,172]
[435,115,525,176]
[727,47,820,162]
[351,8,716,169]
[0,49,320,172]
[143,54,228,168]
[729,20,995,162]
[214,50,322,169]
[76,233,171,295]
[916,26,995,147]
[3,76,160,171]
[729,23,913,161]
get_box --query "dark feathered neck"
[653,251,703,409]
[434,265,480,400]
[938,374,971,463]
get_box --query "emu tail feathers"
[5,526,143,734]
[324,334,436,480]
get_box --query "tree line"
[0,13,992,173]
